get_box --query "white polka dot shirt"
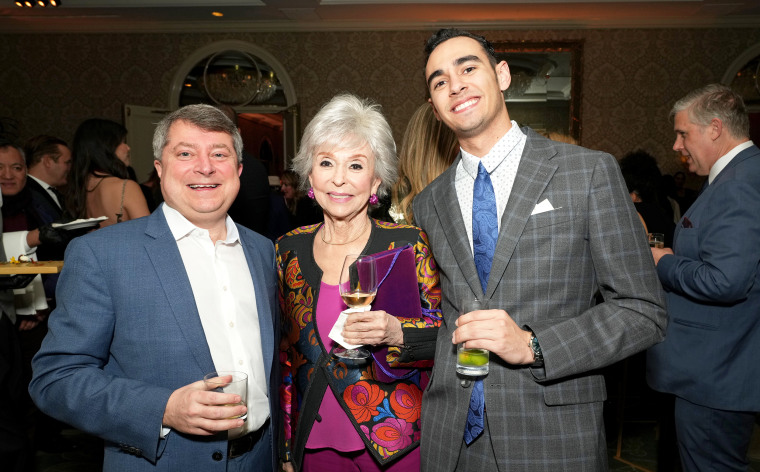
[455,121,527,253]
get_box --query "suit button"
[212,451,223,461]
[460,379,472,388]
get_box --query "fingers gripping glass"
[334,254,377,359]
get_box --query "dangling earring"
[369,194,379,205]
[307,188,315,199]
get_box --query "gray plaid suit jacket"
[413,128,667,471]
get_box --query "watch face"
[531,334,542,359]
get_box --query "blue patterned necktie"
[464,161,497,445]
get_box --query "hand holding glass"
[203,371,248,421]
[334,254,377,359]
[456,299,490,376]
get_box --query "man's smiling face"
[155,119,241,229]
[425,36,511,142]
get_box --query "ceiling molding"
[1,0,759,34]
[3,18,760,34]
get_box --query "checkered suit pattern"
[413,128,667,471]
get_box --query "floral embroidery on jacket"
[276,220,441,465]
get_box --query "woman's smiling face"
[308,139,380,222]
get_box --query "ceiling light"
[212,11,224,17]
[15,1,24,6]
[23,0,34,7]
[37,0,46,6]
[49,0,61,5]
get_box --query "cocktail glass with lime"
[456,299,490,376]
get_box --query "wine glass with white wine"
[334,254,377,359]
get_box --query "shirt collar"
[460,120,525,178]
[708,140,754,184]
[161,202,240,245]
[28,174,53,189]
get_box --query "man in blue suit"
[647,84,760,471]
[30,104,279,472]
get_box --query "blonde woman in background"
[389,104,458,225]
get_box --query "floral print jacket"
[276,220,441,468]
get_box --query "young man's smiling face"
[425,36,512,148]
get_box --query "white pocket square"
[531,199,557,215]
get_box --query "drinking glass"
[456,299,490,376]
[334,254,377,359]
[648,232,665,248]
[203,371,248,421]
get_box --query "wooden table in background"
[0,261,64,275]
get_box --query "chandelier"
[504,70,534,99]
[201,50,278,107]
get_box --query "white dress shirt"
[708,140,754,184]
[455,121,527,253]
[163,204,268,437]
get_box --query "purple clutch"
[371,244,422,319]
[368,244,423,382]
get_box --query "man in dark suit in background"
[647,84,760,471]
[216,105,271,236]
[24,135,71,294]
[413,29,667,471]
[24,135,71,216]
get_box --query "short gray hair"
[671,83,749,140]
[0,141,25,161]
[291,93,397,198]
[153,104,243,163]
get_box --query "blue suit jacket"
[647,143,760,412]
[30,208,279,471]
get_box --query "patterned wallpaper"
[1,28,759,189]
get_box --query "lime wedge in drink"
[458,349,489,366]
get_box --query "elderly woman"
[277,94,441,472]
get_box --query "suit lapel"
[27,178,59,209]
[486,130,558,298]
[432,156,484,298]
[239,231,274,387]
[676,144,760,249]
[143,211,216,374]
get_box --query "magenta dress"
[305,282,365,451]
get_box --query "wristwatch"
[529,331,544,367]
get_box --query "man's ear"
[154,160,162,179]
[496,60,512,92]
[709,118,723,141]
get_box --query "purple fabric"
[305,282,364,451]
[367,245,426,382]
[303,445,420,472]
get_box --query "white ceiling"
[1,0,759,33]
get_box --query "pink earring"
[307,188,315,199]
[369,194,379,205]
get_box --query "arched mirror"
[493,41,583,143]
[125,41,298,184]
[169,40,298,180]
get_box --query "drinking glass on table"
[456,299,490,376]
[648,232,665,248]
[203,371,248,420]
[334,254,377,360]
